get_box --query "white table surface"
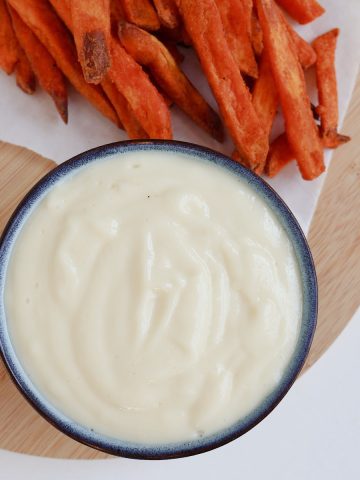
[1,308,359,479]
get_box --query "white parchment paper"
[0,0,359,233]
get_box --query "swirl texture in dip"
[5,150,302,443]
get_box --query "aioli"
[5,150,302,443]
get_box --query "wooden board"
[0,76,359,459]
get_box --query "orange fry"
[215,0,258,78]
[110,0,125,26]
[0,0,18,74]
[265,128,349,177]
[118,21,223,141]
[109,37,172,138]
[244,0,254,33]
[158,24,192,46]
[152,0,180,30]
[161,40,184,65]
[253,3,316,76]
[157,87,173,107]
[177,0,268,171]
[285,24,316,70]
[313,29,350,149]
[256,0,324,180]
[120,0,160,31]
[9,6,68,122]
[265,133,294,177]
[265,129,348,175]
[322,133,351,149]
[251,10,263,57]
[101,78,147,138]
[9,0,118,126]
[49,0,167,138]
[275,0,325,25]
[15,48,36,94]
[48,0,72,30]
[276,6,316,69]
[252,51,277,138]
[231,148,266,174]
[70,0,111,84]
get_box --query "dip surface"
[5,150,302,443]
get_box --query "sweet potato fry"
[285,24,316,70]
[120,0,160,31]
[251,29,314,146]
[321,133,350,149]
[265,133,294,177]
[256,0,324,180]
[276,6,316,69]
[48,0,72,30]
[101,78,146,138]
[118,21,223,141]
[158,24,192,46]
[15,48,36,94]
[275,0,325,25]
[9,6,68,122]
[157,87,173,107]
[8,0,118,125]
[49,0,166,137]
[313,29,350,149]
[161,40,184,65]
[0,0,36,93]
[0,0,18,74]
[70,0,111,83]
[265,130,344,176]
[252,51,277,138]
[177,0,268,170]
[265,128,348,176]
[110,0,125,26]
[251,10,263,57]
[244,0,254,33]
[231,148,263,174]
[109,37,172,138]
[152,0,180,30]
[215,0,258,78]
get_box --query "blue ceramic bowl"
[0,140,317,460]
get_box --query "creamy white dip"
[5,150,302,443]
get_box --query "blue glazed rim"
[0,140,317,460]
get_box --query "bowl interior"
[0,140,317,459]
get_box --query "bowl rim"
[0,140,317,460]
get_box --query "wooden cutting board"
[0,76,359,460]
